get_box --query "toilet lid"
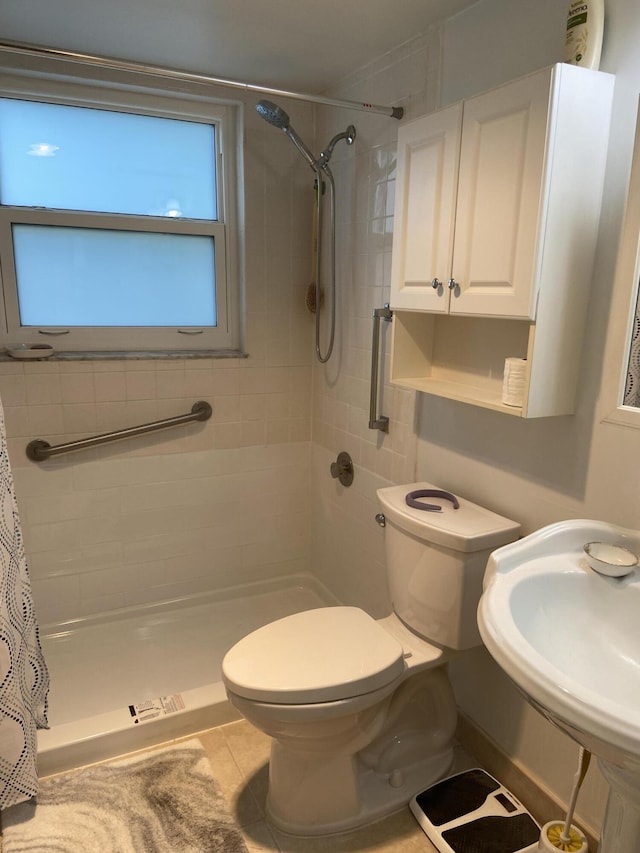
[222,607,405,704]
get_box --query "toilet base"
[266,745,454,836]
[260,665,459,836]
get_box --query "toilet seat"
[222,606,405,704]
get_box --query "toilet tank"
[377,483,520,650]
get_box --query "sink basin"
[477,519,640,853]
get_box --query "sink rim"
[478,518,640,765]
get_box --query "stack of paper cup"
[502,358,527,407]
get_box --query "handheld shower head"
[255,100,357,365]
[256,99,290,130]
[256,100,317,170]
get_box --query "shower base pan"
[37,574,336,776]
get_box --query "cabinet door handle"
[448,278,458,290]
[431,278,442,289]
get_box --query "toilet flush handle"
[375,513,386,528]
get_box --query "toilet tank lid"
[377,482,521,552]
[221,607,405,704]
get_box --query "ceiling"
[2,0,480,93]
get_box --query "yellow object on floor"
[542,821,588,851]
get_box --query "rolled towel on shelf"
[502,357,527,408]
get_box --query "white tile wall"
[8,390,313,624]
[1,86,318,626]
[0,31,437,627]
[308,32,442,603]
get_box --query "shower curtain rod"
[0,40,404,120]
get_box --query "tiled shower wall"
[3,28,451,628]
[0,88,318,626]
[309,31,441,616]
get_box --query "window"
[0,75,242,353]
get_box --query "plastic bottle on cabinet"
[564,0,605,70]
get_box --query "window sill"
[0,349,248,362]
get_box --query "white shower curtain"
[0,398,49,809]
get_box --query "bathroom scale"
[409,768,540,853]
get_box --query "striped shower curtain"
[624,301,640,407]
[0,398,49,808]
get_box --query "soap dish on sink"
[583,541,639,577]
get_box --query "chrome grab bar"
[369,304,393,432]
[26,400,212,462]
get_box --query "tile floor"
[30,717,478,852]
[190,719,477,853]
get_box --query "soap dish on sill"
[6,344,55,360]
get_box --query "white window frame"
[600,97,640,430]
[0,65,243,354]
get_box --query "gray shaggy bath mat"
[1,738,248,852]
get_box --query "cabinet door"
[389,104,461,312]
[450,67,552,319]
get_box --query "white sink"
[477,519,640,853]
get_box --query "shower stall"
[39,572,337,775]
[28,402,338,776]
[0,31,408,792]
[12,92,359,777]
[2,47,401,781]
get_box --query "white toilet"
[222,481,520,836]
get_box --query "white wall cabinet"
[389,63,614,417]
[388,103,461,313]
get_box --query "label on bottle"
[567,11,588,29]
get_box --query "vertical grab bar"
[369,304,393,432]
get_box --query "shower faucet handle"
[330,451,354,487]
